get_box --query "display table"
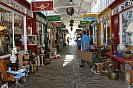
[105,52,133,69]
[90,48,100,52]
[106,52,133,85]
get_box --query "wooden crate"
[76,50,92,62]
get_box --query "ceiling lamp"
[66,7,74,16]
[69,23,73,26]
[70,19,74,23]
[69,0,73,5]
[70,27,73,31]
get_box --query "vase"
[10,50,17,63]
[13,46,17,54]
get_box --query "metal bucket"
[108,71,119,80]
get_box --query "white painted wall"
[90,0,115,14]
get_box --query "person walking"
[79,30,91,67]
[67,37,69,44]
[60,37,63,51]
[77,36,82,50]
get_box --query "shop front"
[0,0,33,55]
[109,0,133,84]
[98,7,112,51]
[36,12,47,53]
[109,0,133,46]
[0,0,35,83]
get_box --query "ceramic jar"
[10,50,17,63]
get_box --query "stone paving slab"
[23,41,133,88]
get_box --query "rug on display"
[52,54,62,59]
[53,57,62,59]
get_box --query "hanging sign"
[61,29,68,31]
[76,29,82,31]
[80,21,90,25]
[83,14,97,20]
[78,25,89,28]
[31,1,54,12]
[53,22,64,26]
[112,0,133,15]
[47,15,61,21]
[56,25,66,28]
[83,14,97,18]
[83,17,97,20]
[99,13,110,22]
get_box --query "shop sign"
[112,0,133,15]
[76,29,82,31]
[56,25,66,28]
[0,0,25,13]
[80,21,90,25]
[83,17,97,20]
[83,14,97,20]
[53,22,64,26]
[47,15,61,21]
[61,29,68,31]
[83,14,97,18]
[120,0,133,11]
[112,7,119,15]
[31,1,53,12]
[0,0,32,17]
[99,13,110,22]
[78,25,89,28]
[27,9,32,17]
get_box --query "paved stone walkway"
[25,40,133,88]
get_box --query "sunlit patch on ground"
[63,55,74,67]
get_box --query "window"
[93,26,97,44]
[121,9,133,44]
[14,14,24,49]
[36,22,43,45]
[0,7,24,55]
[101,20,110,45]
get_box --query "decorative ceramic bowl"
[122,53,133,59]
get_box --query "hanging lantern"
[70,19,74,23]
[70,27,73,31]
[66,7,74,16]
[69,23,73,26]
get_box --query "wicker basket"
[100,61,114,78]
[122,54,133,59]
